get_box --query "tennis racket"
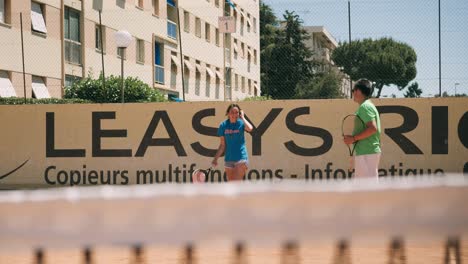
[191,167,212,183]
[341,114,366,170]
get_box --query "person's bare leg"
[226,168,237,181]
[233,163,248,181]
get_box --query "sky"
[264,0,468,97]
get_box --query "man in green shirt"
[344,79,381,178]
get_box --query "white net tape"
[0,175,467,250]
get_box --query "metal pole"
[20,13,27,103]
[99,11,106,91]
[223,32,226,101]
[438,0,441,97]
[121,48,124,103]
[176,1,185,101]
[348,0,352,98]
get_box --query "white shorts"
[354,153,381,178]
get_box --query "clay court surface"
[1,240,467,264]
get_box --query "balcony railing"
[321,48,331,62]
[65,39,82,65]
[167,20,177,40]
[155,65,165,84]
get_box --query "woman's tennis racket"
[341,114,365,170]
[191,167,212,183]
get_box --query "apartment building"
[303,26,351,97]
[0,0,260,101]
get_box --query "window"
[183,56,191,93]
[136,0,144,8]
[170,61,177,89]
[240,42,244,58]
[215,28,220,46]
[167,20,177,39]
[225,68,231,100]
[254,49,257,64]
[0,0,8,24]
[154,41,164,84]
[195,61,201,96]
[223,0,230,16]
[234,73,238,91]
[246,13,251,33]
[137,39,145,63]
[215,68,221,99]
[205,23,210,42]
[233,39,238,59]
[31,2,47,34]
[247,53,251,72]
[195,17,201,38]
[205,67,211,97]
[233,9,237,26]
[240,12,244,36]
[95,25,106,53]
[184,11,189,32]
[64,7,81,65]
[117,47,126,59]
[248,79,251,95]
[0,70,16,97]
[153,0,159,16]
[31,76,50,99]
[65,75,81,88]
[253,17,257,33]
[241,76,245,93]
[215,0,219,7]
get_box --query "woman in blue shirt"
[212,104,253,181]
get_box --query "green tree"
[294,70,345,99]
[262,10,314,99]
[260,1,280,97]
[332,38,417,98]
[404,82,422,98]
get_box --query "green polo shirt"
[354,99,381,155]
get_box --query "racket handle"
[348,156,354,171]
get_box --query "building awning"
[239,10,246,19]
[206,67,215,78]
[0,71,17,98]
[215,70,223,81]
[168,94,184,102]
[184,59,193,71]
[31,76,51,99]
[171,55,180,67]
[195,63,203,73]
[246,17,252,27]
[167,0,176,7]
[31,2,47,34]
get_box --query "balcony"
[167,20,177,40]
[320,47,331,62]
[155,65,165,84]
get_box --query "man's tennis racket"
[342,114,365,170]
[191,167,212,183]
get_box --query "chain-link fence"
[261,0,467,99]
[0,0,466,102]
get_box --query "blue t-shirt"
[217,119,248,162]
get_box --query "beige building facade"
[304,26,352,98]
[0,0,260,101]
